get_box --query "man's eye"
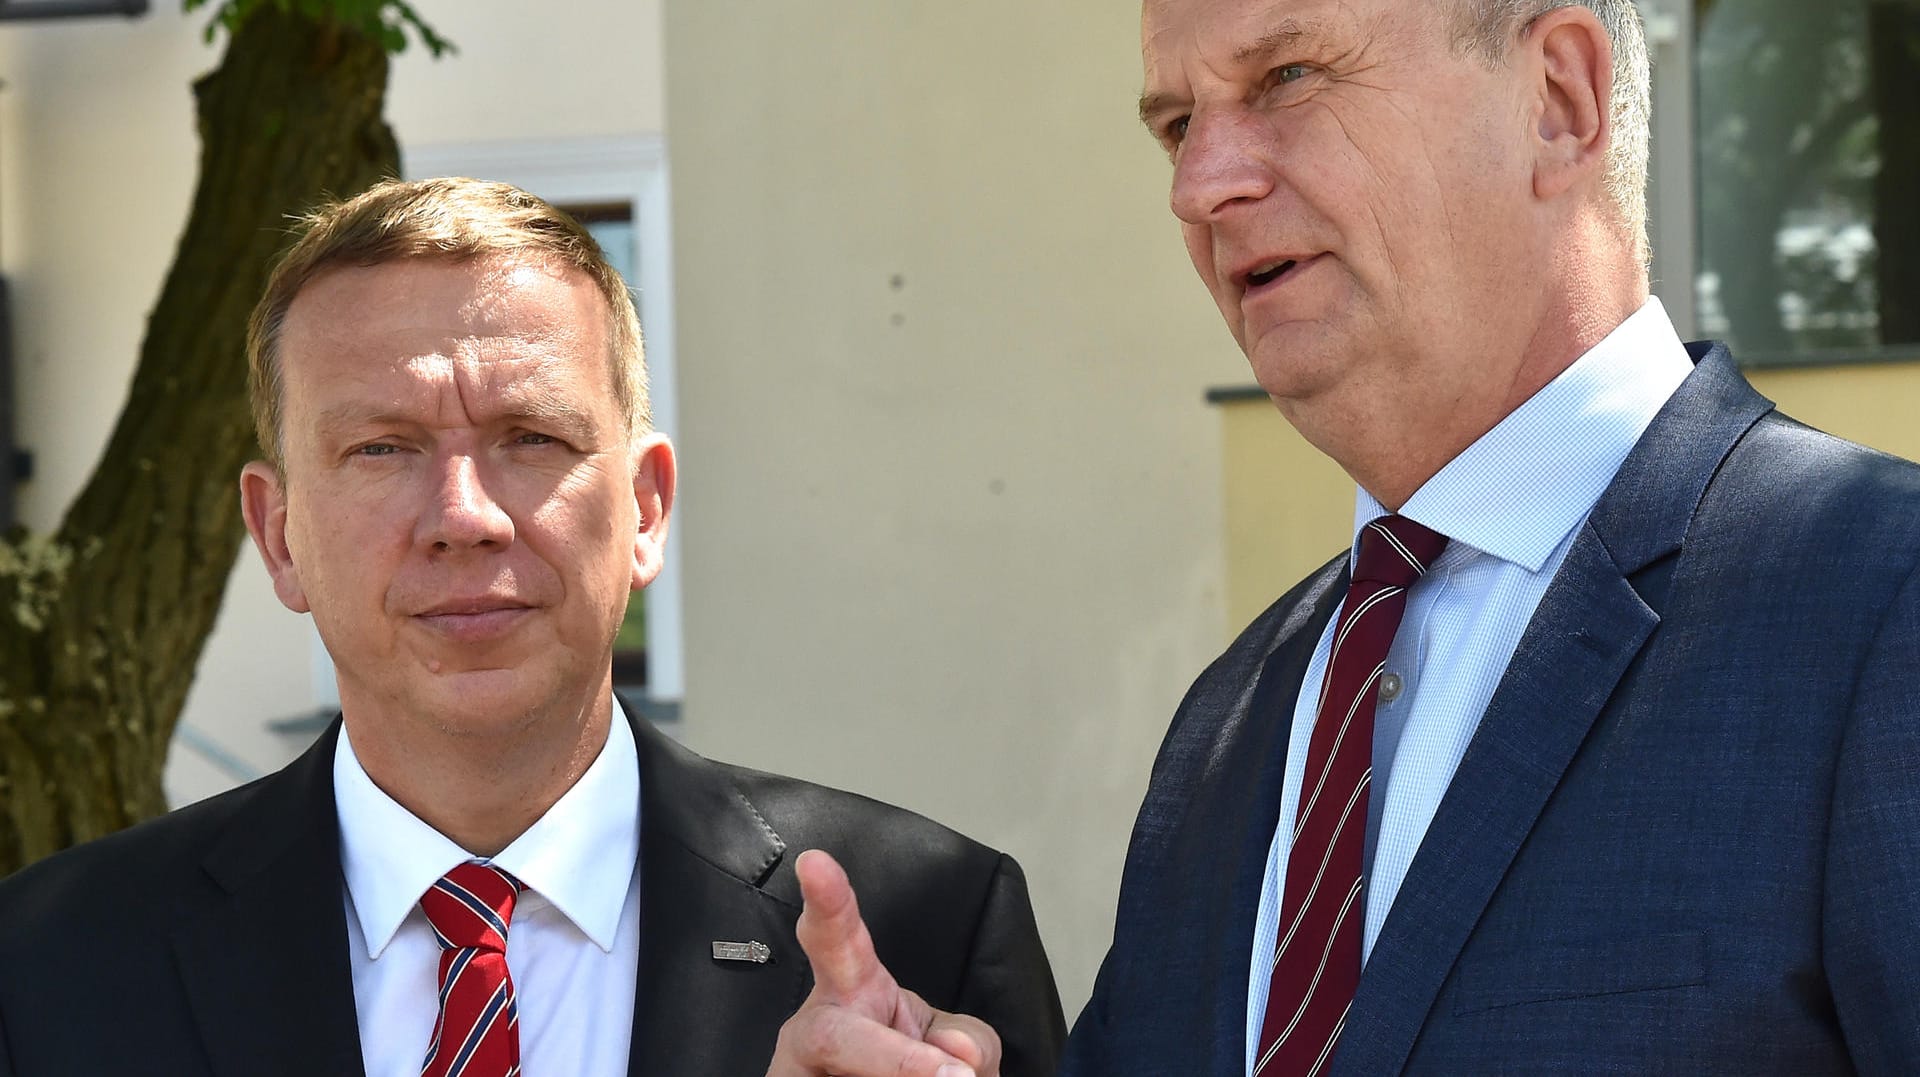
[1275,63,1311,84]
[1165,116,1190,146]
[356,443,399,457]
[515,432,557,446]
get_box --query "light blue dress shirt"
[1242,299,1697,1073]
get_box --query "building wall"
[1217,399,1354,632]
[0,1,668,796]
[663,0,1246,1015]
[1747,364,1920,463]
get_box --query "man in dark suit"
[0,177,1065,1076]
[765,0,1920,1074]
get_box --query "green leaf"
[182,0,454,57]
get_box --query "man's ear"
[240,460,312,614]
[1527,6,1613,202]
[630,434,677,591]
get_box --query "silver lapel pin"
[711,940,773,964]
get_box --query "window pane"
[584,217,637,286]
[1694,0,1920,365]
[575,209,648,684]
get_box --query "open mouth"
[1247,258,1299,289]
[1244,255,1305,293]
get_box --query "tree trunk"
[0,8,398,874]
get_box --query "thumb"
[794,849,900,1011]
[927,1015,1001,1077]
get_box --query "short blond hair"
[247,176,649,470]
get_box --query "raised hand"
[766,849,1004,1077]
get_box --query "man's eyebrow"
[310,398,598,439]
[1233,21,1316,65]
[1139,90,1185,128]
[1138,19,1321,129]
[313,403,408,438]
[499,399,598,436]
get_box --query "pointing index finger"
[794,849,899,1007]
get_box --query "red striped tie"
[419,862,526,1077]
[1254,515,1447,1077]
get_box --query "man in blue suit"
[765,0,1920,1073]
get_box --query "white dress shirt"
[1242,299,1697,1073]
[336,698,643,1077]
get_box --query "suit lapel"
[624,710,810,1076]
[1332,344,1775,1076]
[1207,564,1348,1075]
[1111,561,1344,1075]
[1331,521,1658,1077]
[165,703,813,1076]
[172,722,366,1077]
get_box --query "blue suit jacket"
[1063,344,1920,1075]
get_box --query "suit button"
[1379,672,1404,702]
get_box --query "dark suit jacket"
[0,701,1066,1076]
[1063,344,1920,1075]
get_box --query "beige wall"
[0,7,203,535]
[1217,398,1354,631]
[0,1,668,798]
[388,1,665,142]
[1749,363,1920,463]
[664,1,1248,1015]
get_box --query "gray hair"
[1452,1,1651,259]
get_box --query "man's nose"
[1169,110,1276,225]
[417,452,515,552]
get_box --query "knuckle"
[798,1006,856,1064]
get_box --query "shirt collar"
[1352,297,1695,573]
[334,696,642,958]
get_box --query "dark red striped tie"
[419,862,526,1077]
[1254,515,1447,1077]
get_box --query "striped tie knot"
[1353,515,1446,589]
[420,862,524,954]
[418,861,526,1077]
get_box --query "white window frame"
[372,134,688,702]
